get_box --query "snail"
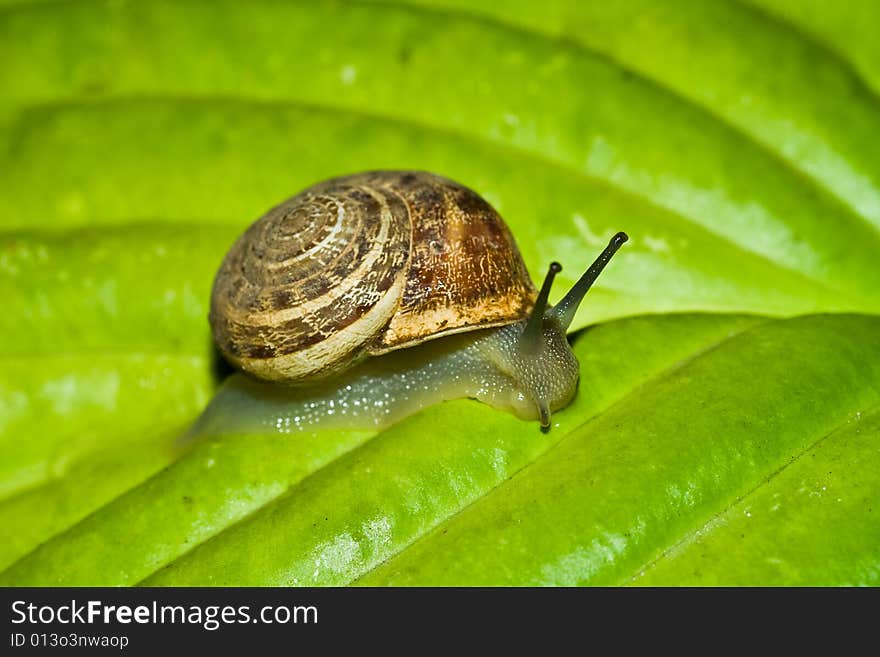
[192,171,626,439]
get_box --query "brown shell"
[210,170,537,382]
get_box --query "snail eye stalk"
[551,232,628,330]
[521,262,562,352]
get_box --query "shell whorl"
[210,171,537,383]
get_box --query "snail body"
[192,314,578,437]
[201,171,626,435]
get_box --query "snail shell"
[210,171,537,383]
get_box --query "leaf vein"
[624,400,880,584]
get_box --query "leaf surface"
[0,0,878,585]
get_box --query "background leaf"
[0,0,878,585]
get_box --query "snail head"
[478,232,629,429]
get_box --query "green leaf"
[356,315,880,586]
[1,0,878,585]
[2,314,878,586]
[633,405,880,586]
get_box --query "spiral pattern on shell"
[210,171,537,383]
